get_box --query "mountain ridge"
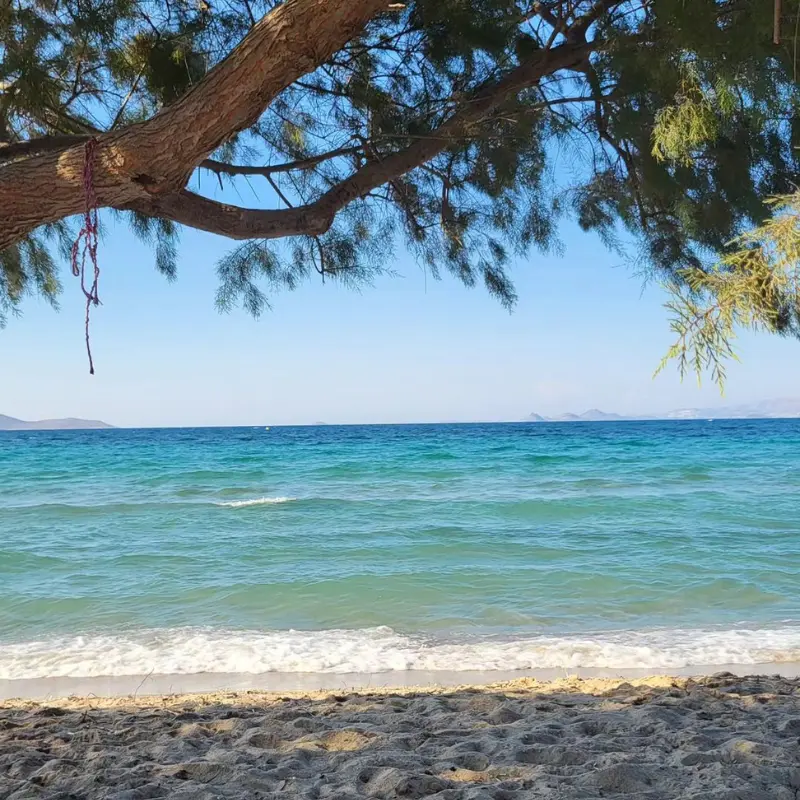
[525,398,800,422]
[0,414,113,431]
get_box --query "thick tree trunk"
[0,0,387,251]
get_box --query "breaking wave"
[1,624,799,680]
[214,497,296,508]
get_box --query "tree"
[1,0,799,374]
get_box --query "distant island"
[0,414,113,431]
[525,398,800,422]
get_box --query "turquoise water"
[1,421,799,680]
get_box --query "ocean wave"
[1,625,799,681]
[214,497,296,508]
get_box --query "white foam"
[1,625,799,680]
[214,497,296,508]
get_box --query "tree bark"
[0,135,90,162]
[129,190,335,239]
[0,0,387,251]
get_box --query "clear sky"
[2,212,799,428]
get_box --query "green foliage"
[3,0,800,358]
[113,32,208,107]
[651,62,733,166]
[126,212,179,280]
[0,223,68,326]
[658,193,800,389]
[216,203,394,316]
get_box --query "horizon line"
[4,416,800,431]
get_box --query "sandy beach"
[1,673,799,799]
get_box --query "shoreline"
[2,673,798,799]
[3,661,800,702]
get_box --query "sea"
[1,420,799,696]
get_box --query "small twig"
[110,66,146,129]
[242,0,256,26]
[313,236,327,280]
[133,668,155,701]
[265,173,294,209]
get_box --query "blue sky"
[2,213,799,428]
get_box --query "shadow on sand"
[1,674,799,799]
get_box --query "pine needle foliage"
[658,193,800,388]
[3,0,800,367]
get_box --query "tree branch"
[293,38,595,221]
[129,0,389,189]
[533,1,563,31]
[0,134,90,162]
[0,0,388,252]
[571,0,624,38]
[110,66,147,129]
[132,39,595,241]
[200,146,361,178]
[126,189,335,239]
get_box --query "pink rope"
[70,138,101,375]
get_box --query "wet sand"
[3,662,800,703]
[2,673,799,799]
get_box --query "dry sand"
[1,673,799,799]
